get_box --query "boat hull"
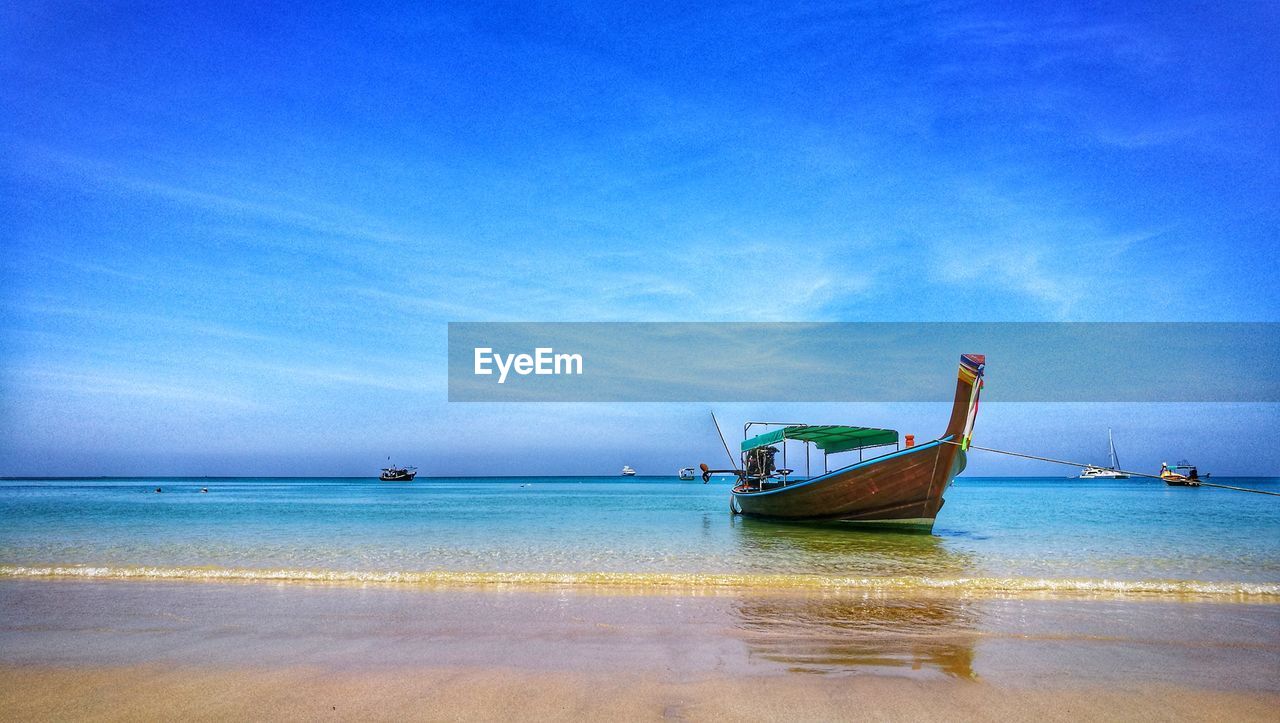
[731,438,966,531]
[379,471,417,481]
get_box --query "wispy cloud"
[14,369,262,409]
[922,186,1169,319]
[233,359,443,395]
[934,245,1086,318]
[8,300,278,344]
[932,15,1173,74]
[1090,115,1223,149]
[482,242,876,321]
[15,145,427,251]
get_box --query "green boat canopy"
[741,425,899,455]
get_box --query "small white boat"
[1078,429,1129,479]
[678,467,696,480]
[621,465,637,476]
[1079,466,1128,479]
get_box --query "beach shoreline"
[2,577,1278,720]
[4,564,1278,603]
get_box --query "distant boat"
[678,467,696,480]
[1079,429,1129,479]
[700,354,985,532]
[1161,461,1202,487]
[621,465,637,476]
[380,464,417,481]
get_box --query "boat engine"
[743,446,778,481]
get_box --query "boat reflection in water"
[727,517,979,679]
[730,593,978,679]
[727,516,977,579]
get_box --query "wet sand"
[1,579,1277,720]
[3,665,1278,722]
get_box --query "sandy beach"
[2,578,1277,721]
[4,664,1278,722]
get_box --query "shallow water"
[2,579,1278,689]
[1,477,1277,595]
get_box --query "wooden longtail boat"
[1160,461,1202,487]
[704,354,985,531]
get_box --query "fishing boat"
[1079,429,1129,479]
[621,465,637,476]
[379,464,417,481]
[678,467,696,480]
[702,354,985,531]
[1161,461,1202,487]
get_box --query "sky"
[2,1,1278,476]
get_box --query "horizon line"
[2,475,1273,481]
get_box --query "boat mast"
[1108,428,1120,470]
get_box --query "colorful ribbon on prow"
[958,354,986,450]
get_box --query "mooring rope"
[939,440,1280,497]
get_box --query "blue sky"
[2,1,1278,475]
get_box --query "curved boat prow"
[935,352,985,488]
[944,353,986,447]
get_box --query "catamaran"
[701,354,985,531]
[621,465,637,476]
[1078,428,1129,479]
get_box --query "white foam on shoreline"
[2,564,1277,601]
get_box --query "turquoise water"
[1,477,1277,593]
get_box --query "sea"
[2,476,1277,597]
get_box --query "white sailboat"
[1079,429,1129,479]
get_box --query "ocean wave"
[1,564,1277,600]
